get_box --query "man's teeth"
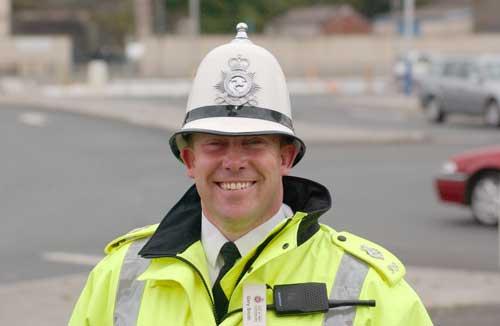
[219,182,253,190]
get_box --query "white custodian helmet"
[169,22,306,165]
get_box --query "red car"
[435,146,500,225]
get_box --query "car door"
[457,61,487,114]
[453,61,481,114]
[440,61,463,112]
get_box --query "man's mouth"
[216,181,256,191]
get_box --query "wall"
[473,0,500,32]
[139,34,500,78]
[0,0,10,36]
[0,35,72,83]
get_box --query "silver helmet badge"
[215,54,260,106]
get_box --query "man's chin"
[218,209,254,222]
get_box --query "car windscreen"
[480,61,500,80]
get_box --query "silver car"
[418,55,500,127]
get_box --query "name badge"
[243,284,267,326]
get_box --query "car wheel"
[471,172,500,226]
[424,98,445,123]
[484,101,500,127]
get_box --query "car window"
[481,61,500,80]
[456,61,472,79]
[468,63,481,80]
[430,62,444,77]
[443,62,458,77]
[444,61,467,78]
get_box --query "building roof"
[266,4,370,35]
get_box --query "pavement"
[0,77,428,145]
[1,78,499,324]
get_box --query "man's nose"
[222,146,247,172]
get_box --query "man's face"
[180,134,297,235]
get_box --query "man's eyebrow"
[202,136,225,143]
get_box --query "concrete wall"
[473,0,500,32]
[140,34,500,78]
[0,0,10,36]
[0,35,72,83]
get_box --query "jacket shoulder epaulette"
[331,230,406,286]
[104,224,158,255]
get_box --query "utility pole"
[134,0,153,41]
[401,0,415,96]
[189,0,200,35]
[391,0,400,19]
[154,0,167,34]
[0,0,11,37]
[403,0,415,41]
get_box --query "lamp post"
[402,0,415,95]
[403,0,415,41]
[189,0,200,35]
[134,0,153,41]
[0,0,10,37]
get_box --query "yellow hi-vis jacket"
[69,176,432,325]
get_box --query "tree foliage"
[13,0,133,46]
[166,0,394,34]
[12,0,431,42]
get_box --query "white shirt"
[201,204,293,285]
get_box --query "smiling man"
[70,23,432,326]
[182,134,296,241]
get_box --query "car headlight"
[441,161,458,174]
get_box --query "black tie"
[212,241,241,323]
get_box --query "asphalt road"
[121,94,500,144]
[1,99,499,285]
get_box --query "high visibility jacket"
[70,176,432,325]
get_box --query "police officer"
[70,23,432,325]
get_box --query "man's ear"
[280,143,297,176]
[180,147,196,179]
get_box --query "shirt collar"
[201,214,228,269]
[201,204,293,268]
[139,176,332,259]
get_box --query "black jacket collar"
[139,176,332,258]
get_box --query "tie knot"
[220,241,241,265]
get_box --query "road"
[2,96,500,325]
[2,96,499,284]
[155,94,500,136]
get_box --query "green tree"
[164,0,432,34]
[165,0,394,34]
[13,0,133,47]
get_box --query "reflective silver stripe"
[114,238,150,326]
[324,253,369,326]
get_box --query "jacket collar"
[139,175,332,258]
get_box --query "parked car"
[435,146,500,225]
[418,55,500,127]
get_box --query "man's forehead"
[191,133,281,141]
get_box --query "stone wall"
[139,34,500,78]
[0,35,72,83]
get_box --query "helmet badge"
[215,54,260,107]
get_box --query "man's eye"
[203,140,226,149]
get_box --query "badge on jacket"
[243,284,267,326]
